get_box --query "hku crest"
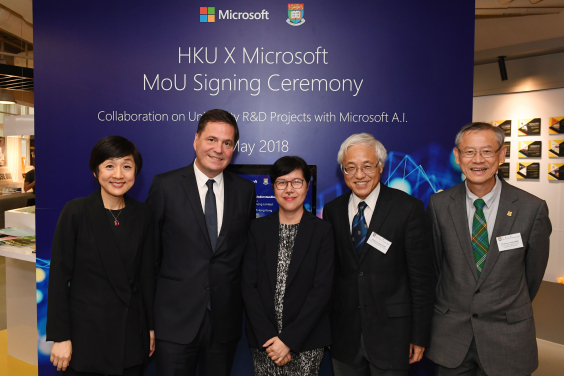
[287,4,305,26]
[263,178,269,185]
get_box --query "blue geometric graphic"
[317,147,461,215]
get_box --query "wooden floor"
[0,330,38,376]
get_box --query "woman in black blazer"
[47,136,155,376]
[242,156,334,376]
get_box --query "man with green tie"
[426,122,551,376]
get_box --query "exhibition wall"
[33,1,475,375]
[473,87,564,346]
[473,88,564,283]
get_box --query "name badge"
[495,233,523,252]
[366,232,392,254]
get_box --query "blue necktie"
[352,201,368,257]
[205,179,218,253]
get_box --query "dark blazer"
[47,190,155,375]
[323,183,435,370]
[425,179,551,376]
[146,163,256,344]
[242,209,334,353]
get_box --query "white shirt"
[194,162,224,235]
[465,175,502,242]
[348,183,381,233]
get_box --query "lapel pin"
[507,211,512,216]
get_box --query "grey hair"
[454,122,505,148]
[337,133,387,167]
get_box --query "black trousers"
[62,365,143,376]
[156,309,238,376]
[332,335,408,376]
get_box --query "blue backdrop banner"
[34,1,474,375]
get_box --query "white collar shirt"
[465,175,502,242]
[194,161,224,235]
[348,182,381,233]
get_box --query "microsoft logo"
[199,7,269,22]
[200,7,215,22]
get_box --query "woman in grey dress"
[242,156,334,376]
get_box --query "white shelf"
[0,245,35,262]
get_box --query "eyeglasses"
[342,163,379,175]
[457,146,503,158]
[274,179,305,190]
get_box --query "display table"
[2,206,37,366]
[0,193,35,228]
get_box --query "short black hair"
[270,156,311,185]
[89,136,143,177]
[197,109,239,144]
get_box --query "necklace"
[106,200,125,226]
[108,208,123,226]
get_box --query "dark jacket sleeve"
[241,225,279,345]
[278,224,335,352]
[426,196,443,279]
[525,200,551,302]
[248,185,257,222]
[46,200,79,342]
[146,175,165,278]
[405,199,435,347]
[140,205,156,330]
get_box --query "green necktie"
[472,199,489,276]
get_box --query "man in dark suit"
[146,109,256,376]
[323,133,435,376]
[426,122,551,376]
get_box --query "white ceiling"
[475,7,564,64]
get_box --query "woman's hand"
[51,340,72,371]
[278,353,292,366]
[263,336,291,366]
[149,330,155,357]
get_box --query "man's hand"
[149,330,155,357]
[263,336,291,366]
[51,340,72,371]
[409,343,425,364]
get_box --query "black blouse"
[106,206,144,368]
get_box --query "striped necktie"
[352,201,368,257]
[472,198,489,276]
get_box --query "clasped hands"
[263,336,291,366]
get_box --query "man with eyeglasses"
[426,122,551,376]
[323,133,435,376]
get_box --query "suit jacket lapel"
[86,190,131,306]
[121,195,142,275]
[448,183,479,282]
[476,180,518,289]
[359,184,392,264]
[337,192,359,263]
[265,211,280,293]
[215,171,234,254]
[181,164,212,253]
[286,210,315,287]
